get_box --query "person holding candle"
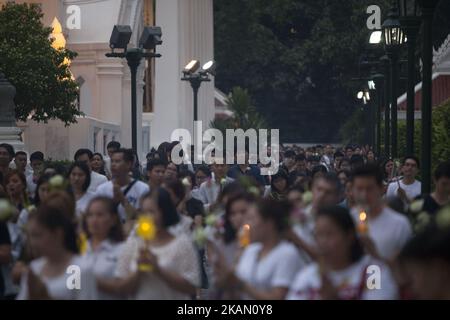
[287,205,398,300]
[351,164,412,262]
[214,198,306,300]
[16,204,98,299]
[112,188,200,299]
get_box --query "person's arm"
[0,244,12,264]
[138,247,197,296]
[96,273,140,296]
[285,228,318,261]
[231,273,288,300]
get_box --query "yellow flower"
[136,215,156,241]
[193,227,207,247]
[436,206,450,230]
[78,232,88,255]
[49,175,65,189]
[205,214,217,226]
[302,191,313,205]
[410,199,424,213]
[0,199,14,221]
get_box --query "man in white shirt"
[386,156,422,203]
[197,159,233,210]
[95,148,149,222]
[74,148,108,193]
[26,151,45,200]
[351,164,412,261]
[103,141,121,180]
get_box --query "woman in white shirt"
[17,204,97,300]
[68,162,95,219]
[81,197,124,299]
[214,199,306,300]
[102,188,200,299]
[287,205,398,300]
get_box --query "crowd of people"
[0,141,449,300]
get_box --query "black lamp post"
[417,0,439,194]
[181,60,215,122]
[398,0,422,156]
[370,70,385,157]
[105,25,163,153]
[382,8,406,159]
[380,55,391,158]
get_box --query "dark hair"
[15,151,27,158]
[34,173,53,206]
[4,170,28,202]
[312,165,328,177]
[284,150,296,159]
[256,198,292,233]
[350,154,365,168]
[288,184,305,194]
[84,197,124,243]
[112,148,134,163]
[295,154,306,162]
[146,158,167,172]
[314,172,341,194]
[270,169,289,193]
[165,179,186,206]
[74,148,93,161]
[0,143,15,159]
[316,205,364,263]
[141,188,180,228]
[351,164,383,187]
[67,161,91,192]
[195,165,212,179]
[400,224,450,264]
[32,204,78,254]
[44,163,67,176]
[106,141,121,150]
[4,169,27,187]
[345,146,354,151]
[92,153,106,175]
[403,155,420,169]
[434,161,450,181]
[334,151,344,158]
[224,193,256,244]
[30,151,44,162]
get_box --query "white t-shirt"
[16,255,98,300]
[94,180,149,222]
[386,179,421,201]
[287,255,398,300]
[26,173,37,199]
[115,233,200,300]
[82,240,124,300]
[235,241,306,299]
[75,192,95,218]
[351,207,412,260]
[88,171,108,193]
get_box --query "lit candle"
[136,215,156,272]
[239,224,251,248]
[357,211,369,234]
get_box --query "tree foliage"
[214,0,450,143]
[210,87,267,135]
[0,3,81,125]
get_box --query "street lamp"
[398,0,422,157]
[370,70,385,157]
[105,25,163,153]
[181,60,215,122]
[417,0,440,194]
[382,7,406,159]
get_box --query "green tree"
[0,3,81,125]
[214,0,450,143]
[210,87,267,134]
